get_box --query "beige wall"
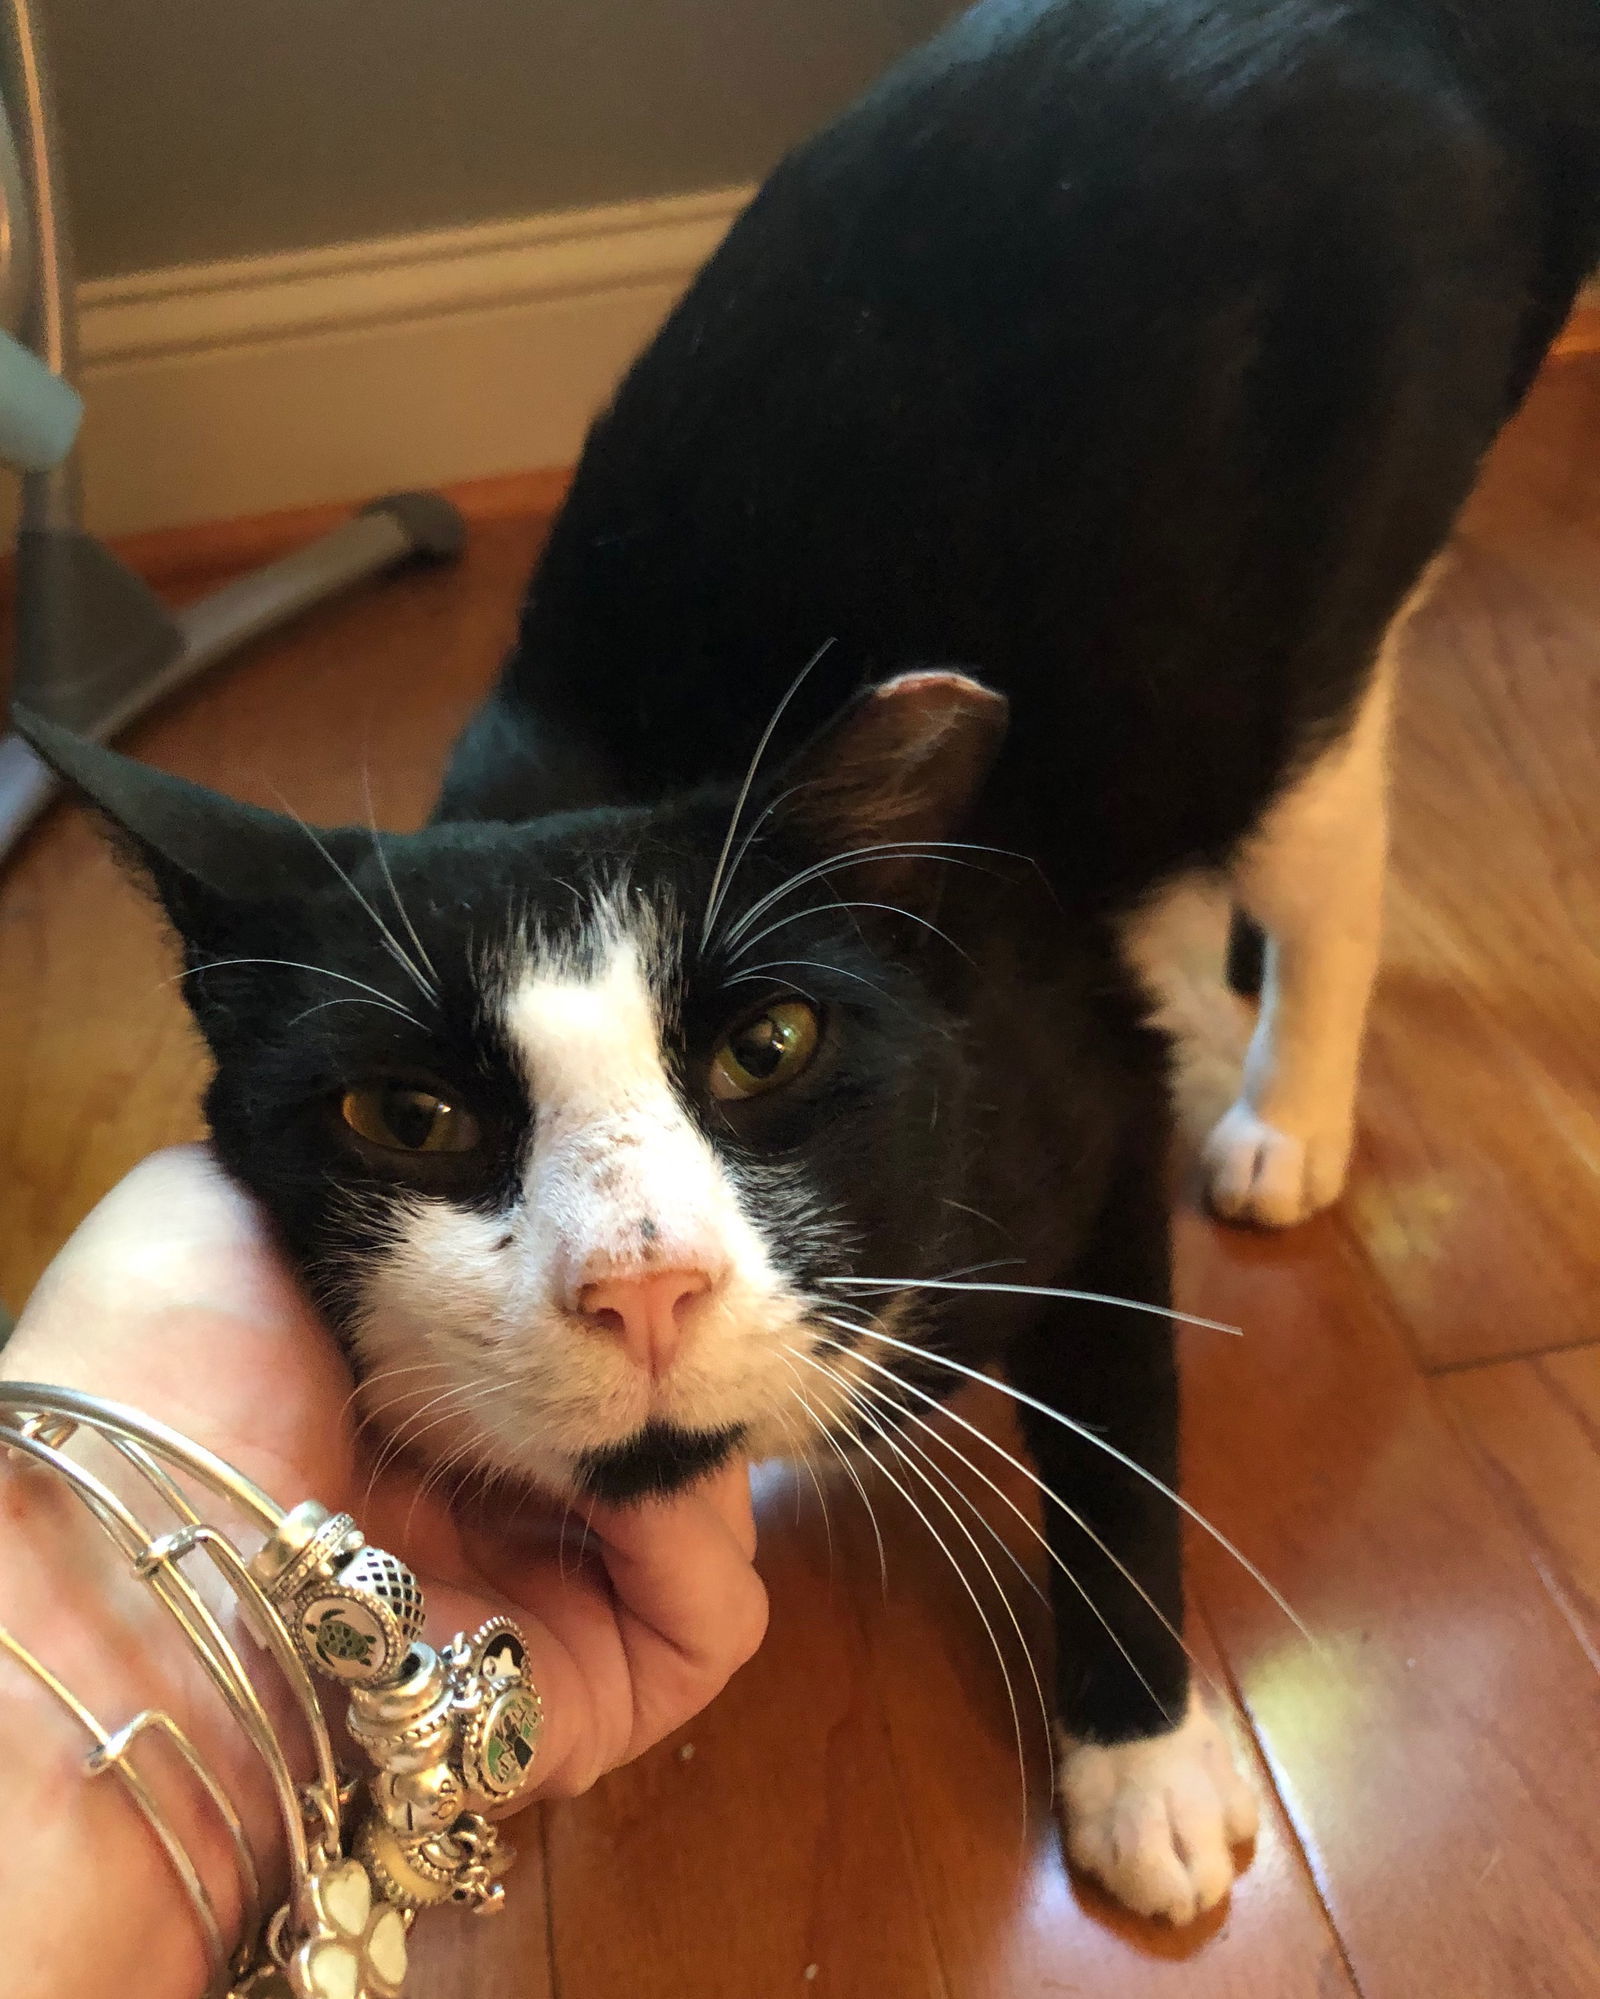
[46,0,959,279]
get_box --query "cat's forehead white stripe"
[504,927,666,1117]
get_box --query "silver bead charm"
[251,1502,425,1688]
[294,1545,425,1686]
[451,1618,544,1811]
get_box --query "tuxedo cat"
[21,0,1600,1927]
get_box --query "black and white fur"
[22,0,1600,1927]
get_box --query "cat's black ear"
[15,707,366,938]
[776,670,1008,872]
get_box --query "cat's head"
[20,674,1011,1504]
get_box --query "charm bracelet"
[0,1382,545,1999]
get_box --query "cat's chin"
[574,1419,748,1505]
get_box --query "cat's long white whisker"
[402,1428,494,1546]
[817,1323,1194,1710]
[821,1274,1242,1338]
[360,1379,489,1506]
[780,1348,891,1593]
[728,898,973,966]
[809,1355,1042,1832]
[838,1318,1310,1643]
[172,957,422,1026]
[700,642,834,950]
[344,1357,460,1427]
[776,1390,838,1568]
[270,788,439,1007]
[817,1358,1049,1611]
[362,767,443,992]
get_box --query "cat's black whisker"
[727,898,974,967]
[172,957,423,1027]
[361,766,443,994]
[938,1198,1012,1240]
[842,1318,1311,1644]
[803,1350,1044,1834]
[816,1319,1196,1707]
[699,641,834,951]
[821,1273,1243,1338]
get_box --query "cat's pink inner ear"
[782,669,1009,873]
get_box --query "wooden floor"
[5,354,1600,1997]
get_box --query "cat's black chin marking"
[576,1421,748,1505]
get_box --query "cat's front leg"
[1011,1149,1257,1922]
[1203,646,1394,1227]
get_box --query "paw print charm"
[288,1858,409,1999]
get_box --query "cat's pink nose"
[576,1269,711,1378]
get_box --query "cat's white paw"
[1056,1698,1259,1925]
[1201,1099,1351,1227]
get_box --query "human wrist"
[0,1456,291,1999]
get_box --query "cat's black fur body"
[446,0,1600,909]
[433,0,1600,1744]
[21,0,1600,1824]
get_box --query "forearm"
[0,1458,286,1999]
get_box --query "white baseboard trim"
[68,184,752,537]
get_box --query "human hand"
[1,1146,767,1994]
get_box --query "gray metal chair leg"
[0,490,468,860]
[0,0,470,864]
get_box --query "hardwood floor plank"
[1336,365,1600,1370]
[402,1811,555,1998]
[544,1469,950,1999]
[1436,1346,1600,1657]
[1178,1211,1600,1999]
[843,1394,1360,1997]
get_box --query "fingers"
[692,1457,759,1561]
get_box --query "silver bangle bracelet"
[0,1382,544,1999]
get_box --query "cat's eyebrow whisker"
[820,1274,1243,1338]
[700,641,834,951]
[727,898,973,967]
[837,1317,1311,1644]
[725,958,899,1006]
[287,997,419,1029]
[797,1348,1043,1837]
[269,787,439,1009]
[171,957,423,1027]
[361,765,443,994]
[716,841,1020,955]
[810,1318,1198,1709]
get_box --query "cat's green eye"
[340,1081,482,1155]
[709,1000,821,1102]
